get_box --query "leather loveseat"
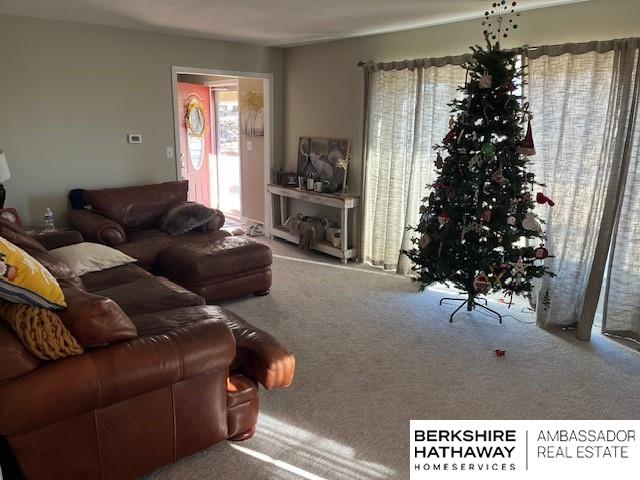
[0,219,295,480]
[68,181,272,302]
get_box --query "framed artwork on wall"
[297,137,351,193]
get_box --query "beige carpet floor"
[146,239,640,480]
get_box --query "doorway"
[171,67,272,226]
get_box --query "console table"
[267,184,360,263]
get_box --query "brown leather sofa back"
[83,180,188,230]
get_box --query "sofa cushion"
[58,283,138,348]
[0,301,83,360]
[159,202,217,235]
[0,321,40,381]
[116,229,230,270]
[158,237,272,283]
[83,181,188,230]
[81,264,153,292]
[0,237,66,310]
[94,277,205,316]
[49,242,136,276]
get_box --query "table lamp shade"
[0,150,10,183]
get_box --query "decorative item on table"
[43,208,55,232]
[241,90,264,137]
[0,149,10,208]
[324,219,341,248]
[283,214,326,250]
[306,178,315,190]
[276,171,300,188]
[297,137,351,194]
[0,208,21,227]
[314,182,323,192]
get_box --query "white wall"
[283,0,640,196]
[0,15,283,225]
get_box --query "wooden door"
[177,82,212,206]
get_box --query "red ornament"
[443,129,456,144]
[536,192,555,206]
[473,272,492,294]
[437,212,450,225]
[534,245,549,259]
[517,119,536,156]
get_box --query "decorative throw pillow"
[0,237,66,310]
[0,301,83,360]
[159,202,216,235]
[49,242,136,276]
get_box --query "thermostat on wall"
[127,134,142,144]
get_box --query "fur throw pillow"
[159,202,216,235]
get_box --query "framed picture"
[297,137,351,193]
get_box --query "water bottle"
[44,208,55,232]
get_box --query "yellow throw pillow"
[0,301,83,360]
[0,237,66,310]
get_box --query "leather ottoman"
[158,237,272,303]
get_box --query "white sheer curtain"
[526,48,616,328]
[361,62,467,273]
[527,39,640,340]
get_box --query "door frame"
[171,66,274,229]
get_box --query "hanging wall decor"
[241,90,264,137]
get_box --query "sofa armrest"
[224,312,295,390]
[0,320,235,436]
[34,230,84,250]
[68,209,126,246]
[204,209,225,233]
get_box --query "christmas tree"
[403,2,555,321]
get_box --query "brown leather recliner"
[68,181,272,302]
[0,221,295,480]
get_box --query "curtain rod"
[357,37,640,69]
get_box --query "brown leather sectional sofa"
[0,219,295,480]
[68,181,272,302]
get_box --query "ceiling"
[0,0,588,47]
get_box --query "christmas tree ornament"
[522,212,542,232]
[479,68,492,89]
[536,191,555,206]
[469,154,483,170]
[473,272,492,293]
[526,172,535,183]
[443,129,456,144]
[449,116,456,128]
[437,212,450,225]
[517,112,536,156]
[510,256,527,275]
[419,234,431,249]
[522,191,532,204]
[534,244,549,259]
[491,168,508,185]
[481,143,496,159]
[482,208,492,223]
[435,153,444,169]
[506,215,517,225]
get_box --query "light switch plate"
[166,146,175,159]
[127,134,142,144]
